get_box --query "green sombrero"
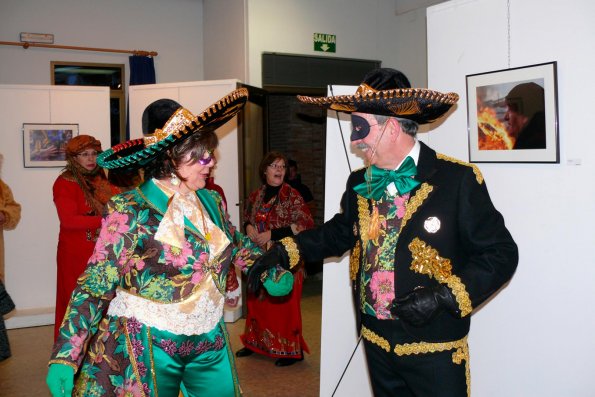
[98,88,248,170]
[297,68,458,124]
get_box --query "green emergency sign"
[314,33,336,53]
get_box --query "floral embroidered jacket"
[49,179,262,396]
[295,142,518,342]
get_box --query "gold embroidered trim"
[48,359,78,371]
[123,318,150,397]
[394,335,467,356]
[437,153,483,184]
[147,327,157,397]
[357,195,371,244]
[280,237,300,269]
[394,336,471,397]
[350,240,361,281]
[408,238,473,317]
[361,325,391,352]
[400,183,433,232]
[445,275,472,317]
[143,107,198,147]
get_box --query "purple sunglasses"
[198,150,214,165]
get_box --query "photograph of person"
[475,79,545,150]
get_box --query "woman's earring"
[170,173,180,186]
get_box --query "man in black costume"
[249,68,518,397]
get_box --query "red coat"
[52,175,119,340]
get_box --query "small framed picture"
[466,61,559,163]
[22,123,79,168]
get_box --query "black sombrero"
[297,68,458,124]
[98,88,248,170]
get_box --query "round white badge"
[424,216,441,233]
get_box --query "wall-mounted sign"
[20,32,54,44]
[313,33,336,53]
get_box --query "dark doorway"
[266,93,326,225]
[262,53,381,226]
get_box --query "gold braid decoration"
[445,274,472,317]
[361,325,391,352]
[394,336,471,397]
[408,238,473,317]
[357,195,371,244]
[394,335,467,356]
[350,240,361,281]
[279,237,300,270]
[400,183,433,232]
[437,153,483,185]
[143,107,198,147]
[47,358,78,371]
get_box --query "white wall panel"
[1,85,109,328]
[427,1,595,395]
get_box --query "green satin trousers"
[151,324,240,397]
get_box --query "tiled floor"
[0,277,322,397]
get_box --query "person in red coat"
[235,151,314,366]
[52,135,120,340]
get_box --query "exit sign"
[313,33,336,53]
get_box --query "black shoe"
[274,355,303,367]
[235,347,254,357]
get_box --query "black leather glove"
[246,243,289,294]
[391,284,460,327]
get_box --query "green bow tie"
[353,157,420,200]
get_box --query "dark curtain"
[127,55,156,140]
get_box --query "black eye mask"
[350,115,372,141]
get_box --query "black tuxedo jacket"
[296,142,518,342]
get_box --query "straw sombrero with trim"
[297,68,458,124]
[98,88,248,170]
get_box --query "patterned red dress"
[240,183,314,359]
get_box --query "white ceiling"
[395,0,448,15]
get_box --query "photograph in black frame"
[466,61,559,163]
[22,123,79,168]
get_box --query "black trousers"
[0,280,15,361]
[361,314,468,397]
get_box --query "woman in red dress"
[236,151,314,366]
[52,135,120,340]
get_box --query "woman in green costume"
[46,92,292,397]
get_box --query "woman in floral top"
[46,94,290,397]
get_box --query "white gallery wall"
[320,86,373,397]
[246,0,429,87]
[0,85,110,328]
[426,0,595,396]
[0,0,204,86]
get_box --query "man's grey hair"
[373,115,418,137]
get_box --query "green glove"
[262,267,294,297]
[47,363,75,397]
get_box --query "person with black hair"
[287,159,314,212]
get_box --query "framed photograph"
[466,61,559,163]
[23,123,79,167]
